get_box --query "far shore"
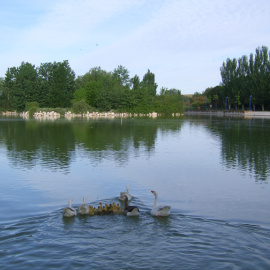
[2,110,270,119]
[185,110,270,118]
[1,110,183,120]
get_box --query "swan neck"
[154,194,158,207]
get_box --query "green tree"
[73,87,87,103]
[130,75,140,90]
[112,65,130,88]
[48,60,75,108]
[251,46,269,111]
[85,81,102,107]
[133,86,153,113]
[4,62,39,111]
[220,46,270,110]
[0,77,9,109]
[38,62,54,107]
[141,69,158,96]
[154,88,183,114]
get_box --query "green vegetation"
[0,62,183,115]
[1,45,269,113]
[196,46,270,111]
[72,100,92,114]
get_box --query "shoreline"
[1,110,183,120]
[184,110,270,118]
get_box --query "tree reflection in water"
[0,116,269,181]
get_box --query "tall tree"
[39,60,75,108]
[220,46,270,110]
[251,46,269,110]
[141,69,158,96]
[112,65,130,88]
[4,62,39,111]
[130,75,140,90]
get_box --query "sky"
[1,0,270,94]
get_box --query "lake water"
[0,115,270,269]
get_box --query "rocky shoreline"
[1,110,183,120]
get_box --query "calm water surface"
[0,116,270,269]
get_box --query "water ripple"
[1,211,270,270]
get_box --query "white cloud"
[1,0,270,93]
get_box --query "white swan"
[124,195,139,216]
[119,185,132,201]
[78,197,90,215]
[151,190,171,216]
[63,199,77,217]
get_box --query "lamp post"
[225,96,228,110]
[249,95,252,110]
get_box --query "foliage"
[2,60,75,111]
[38,60,75,108]
[219,46,270,110]
[0,77,4,92]
[25,101,39,111]
[141,69,158,96]
[1,61,184,114]
[72,100,92,114]
[74,66,164,113]
[28,106,38,116]
[3,62,40,111]
[154,87,184,114]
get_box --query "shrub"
[29,106,38,116]
[72,100,92,114]
[25,102,39,111]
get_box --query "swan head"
[151,190,158,197]
[126,185,129,193]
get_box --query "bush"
[29,106,38,116]
[25,101,39,111]
[72,100,92,114]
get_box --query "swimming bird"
[88,206,96,216]
[150,190,171,217]
[97,202,103,215]
[124,195,139,216]
[78,197,90,215]
[63,199,77,217]
[119,185,132,201]
[112,202,122,214]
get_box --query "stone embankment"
[185,110,245,116]
[64,111,182,119]
[185,110,270,118]
[2,111,183,119]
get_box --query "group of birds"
[63,185,171,218]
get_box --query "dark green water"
[0,116,270,269]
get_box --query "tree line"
[1,45,269,113]
[0,62,183,115]
[1,60,75,111]
[198,45,270,111]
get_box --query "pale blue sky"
[1,0,270,94]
